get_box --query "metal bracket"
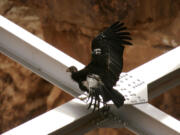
[113,72,148,105]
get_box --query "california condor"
[66,21,132,111]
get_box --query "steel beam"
[1,16,180,135]
[0,16,84,97]
[3,102,180,135]
[111,103,180,135]
[2,99,95,135]
[148,68,180,100]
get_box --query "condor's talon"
[93,98,97,112]
[88,94,94,109]
[87,91,92,103]
[95,91,100,110]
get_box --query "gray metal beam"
[0,16,84,97]
[2,99,95,135]
[3,101,179,135]
[1,16,180,135]
[148,68,180,100]
[111,103,180,135]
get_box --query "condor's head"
[66,66,78,73]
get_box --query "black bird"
[66,21,132,111]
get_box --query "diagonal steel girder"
[0,16,180,135]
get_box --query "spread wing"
[91,21,132,88]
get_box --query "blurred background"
[0,0,179,134]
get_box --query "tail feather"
[110,89,125,108]
[101,86,125,108]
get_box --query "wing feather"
[91,21,132,88]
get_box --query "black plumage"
[67,21,132,111]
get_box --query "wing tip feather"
[110,21,133,46]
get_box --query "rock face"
[0,0,179,134]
